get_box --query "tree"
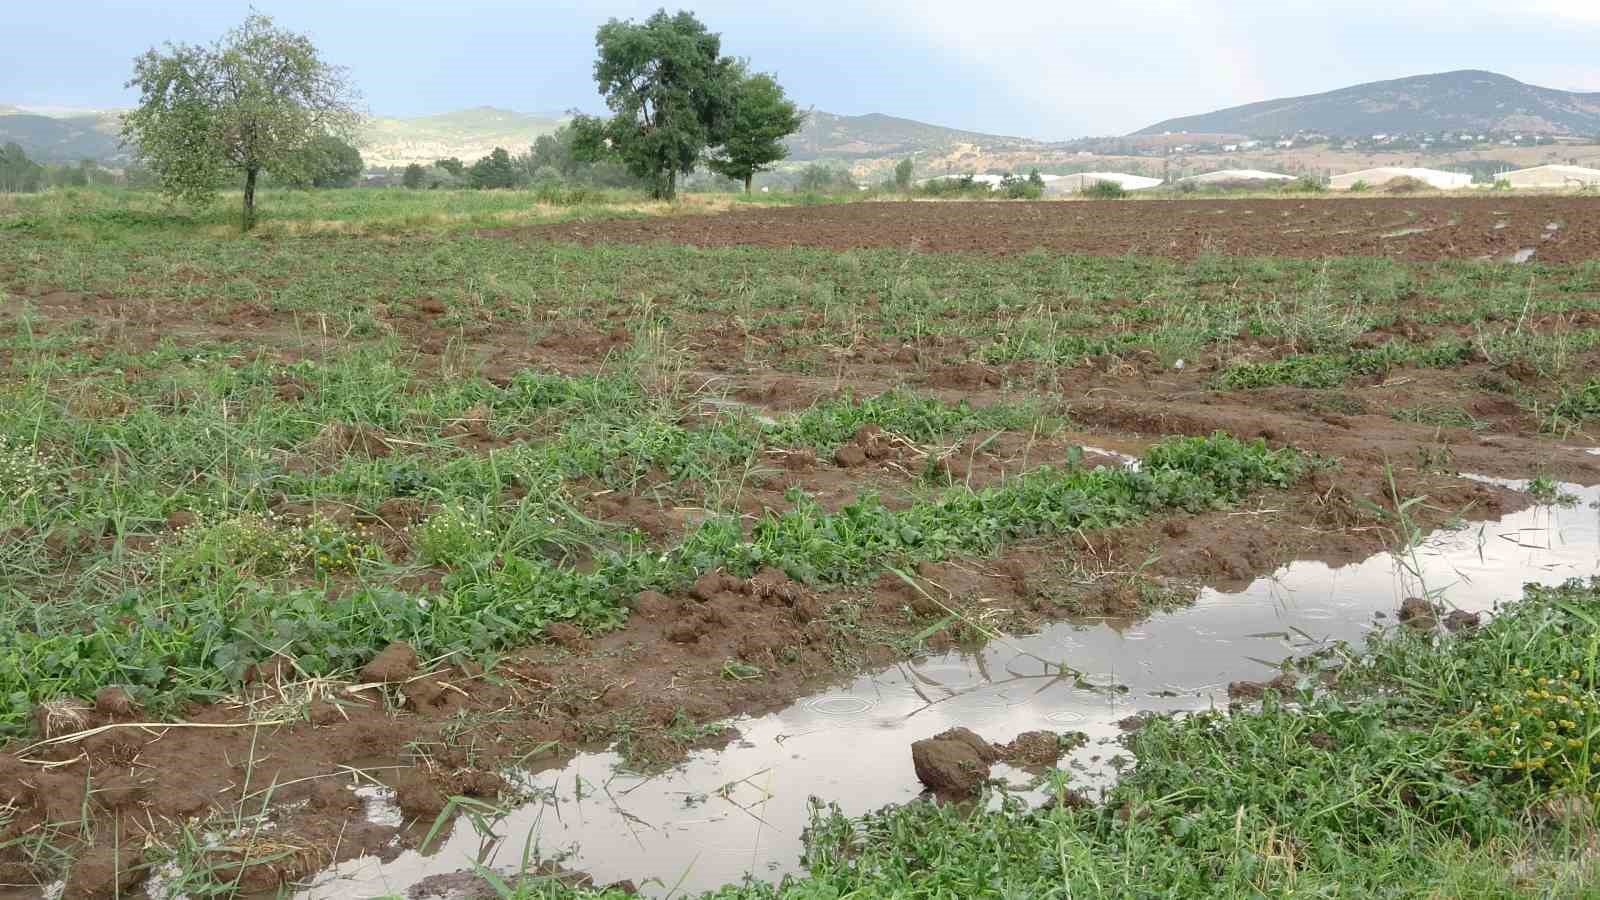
[530,127,583,179]
[705,69,803,193]
[797,163,854,193]
[436,157,465,177]
[402,163,426,189]
[0,143,45,193]
[894,157,915,191]
[121,14,361,230]
[579,10,736,200]
[467,147,520,189]
[283,134,364,188]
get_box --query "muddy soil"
[495,197,1593,262]
[5,203,1600,897]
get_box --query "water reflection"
[299,482,1600,898]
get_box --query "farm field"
[1,191,1600,897]
[510,195,1598,262]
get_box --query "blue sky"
[7,0,1600,138]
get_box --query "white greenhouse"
[1328,167,1472,190]
[1044,172,1164,194]
[1178,169,1296,185]
[1498,164,1600,188]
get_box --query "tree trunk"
[744,174,753,194]
[242,165,259,232]
[666,170,677,202]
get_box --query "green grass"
[0,184,655,238]
[0,321,1308,735]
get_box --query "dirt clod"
[1002,731,1065,767]
[66,845,145,898]
[544,622,590,653]
[634,590,678,618]
[1398,597,1438,629]
[93,686,138,719]
[394,770,448,818]
[361,641,419,683]
[911,727,999,796]
[1443,609,1482,633]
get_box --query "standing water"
[298,479,1600,898]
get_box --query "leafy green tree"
[1028,168,1045,189]
[530,127,584,179]
[577,10,736,200]
[894,157,915,191]
[706,69,803,193]
[121,13,361,230]
[0,143,45,193]
[402,163,426,189]
[467,147,520,189]
[436,157,465,177]
[797,163,855,193]
[282,134,364,187]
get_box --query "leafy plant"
[1082,179,1127,199]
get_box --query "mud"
[496,198,1600,263]
[296,478,1600,897]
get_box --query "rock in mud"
[911,727,999,796]
[361,641,419,683]
[1397,597,1438,629]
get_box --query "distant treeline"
[388,125,649,191]
[0,135,365,194]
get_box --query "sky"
[7,0,1600,138]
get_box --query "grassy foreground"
[501,579,1600,898]
[0,322,1308,734]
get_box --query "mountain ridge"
[1135,70,1600,137]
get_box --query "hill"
[784,111,1044,161]
[0,111,124,163]
[360,106,567,168]
[1135,70,1600,138]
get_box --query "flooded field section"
[305,478,1600,897]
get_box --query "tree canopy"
[706,69,805,192]
[121,13,361,229]
[282,134,365,188]
[467,147,519,189]
[575,9,737,200]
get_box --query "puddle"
[298,480,1600,898]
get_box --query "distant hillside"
[0,111,124,163]
[785,111,1043,161]
[1136,70,1600,138]
[360,106,567,167]
[1,98,1043,171]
